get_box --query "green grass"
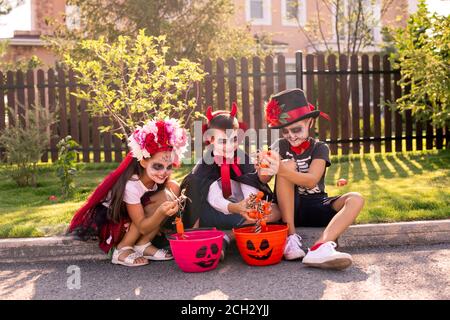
[0,149,449,238]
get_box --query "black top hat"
[265,88,328,128]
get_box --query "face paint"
[144,151,174,184]
[281,119,312,147]
[211,129,238,159]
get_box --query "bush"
[391,0,450,128]
[55,136,81,198]
[64,30,206,139]
[0,105,54,187]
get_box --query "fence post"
[37,69,48,162]
[328,55,338,155]
[277,55,286,92]
[372,55,382,153]
[48,69,58,162]
[339,55,349,155]
[227,58,237,106]
[216,58,225,110]
[317,54,328,143]
[253,56,262,131]
[350,55,360,154]
[16,70,26,128]
[295,51,303,90]
[383,56,393,153]
[204,59,213,109]
[362,55,371,154]
[265,56,275,145]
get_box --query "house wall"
[3,0,412,68]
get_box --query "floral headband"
[128,118,188,165]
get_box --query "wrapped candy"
[246,191,272,233]
[256,147,272,169]
[168,189,191,239]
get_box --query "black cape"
[180,147,274,228]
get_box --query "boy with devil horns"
[180,102,281,259]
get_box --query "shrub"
[55,136,81,198]
[0,105,54,187]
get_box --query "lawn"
[0,149,449,238]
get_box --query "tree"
[391,0,449,129]
[64,30,205,139]
[47,0,269,62]
[294,0,395,56]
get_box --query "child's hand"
[157,201,179,217]
[258,150,280,176]
[228,199,250,219]
[228,199,257,223]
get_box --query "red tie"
[214,155,242,199]
[290,140,311,155]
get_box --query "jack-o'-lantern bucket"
[233,223,288,266]
[167,228,224,273]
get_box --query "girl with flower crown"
[68,118,189,267]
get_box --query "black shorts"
[294,192,340,227]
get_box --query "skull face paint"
[281,118,312,147]
[142,151,174,185]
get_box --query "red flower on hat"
[266,99,281,126]
[266,99,290,126]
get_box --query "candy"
[256,148,272,169]
[169,189,191,238]
[246,192,273,234]
[175,217,184,234]
[254,220,262,233]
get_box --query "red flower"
[156,121,169,146]
[144,133,158,154]
[266,99,283,126]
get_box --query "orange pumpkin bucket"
[233,223,288,266]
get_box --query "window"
[250,0,264,19]
[0,0,31,38]
[281,0,307,27]
[65,5,81,30]
[331,0,348,41]
[246,0,272,25]
[370,0,382,43]
[331,0,382,44]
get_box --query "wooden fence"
[0,51,447,163]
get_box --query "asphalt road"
[1,243,449,300]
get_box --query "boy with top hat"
[258,88,364,270]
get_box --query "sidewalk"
[1,219,449,263]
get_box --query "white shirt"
[207,179,258,215]
[103,175,158,207]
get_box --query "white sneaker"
[283,234,306,260]
[302,241,352,270]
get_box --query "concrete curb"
[1,219,449,263]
